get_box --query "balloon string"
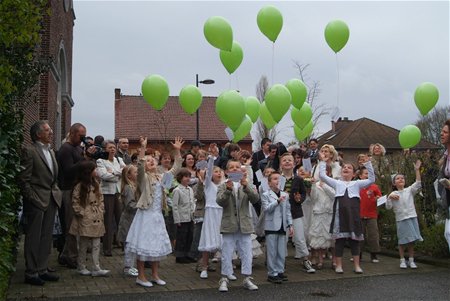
[335,53,340,109]
[271,42,275,85]
[229,74,232,90]
[236,74,240,93]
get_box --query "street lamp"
[195,74,215,140]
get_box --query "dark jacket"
[289,176,307,219]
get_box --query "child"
[197,144,224,279]
[255,167,276,238]
[69,160,110,277]
[117,165,139,277]
[126,136,184,287]
[279,153,314,274]
[318,152,375,274]
[358,166,382,263]
[172,168,196,264]
[261,172,293,284]
[217,159,260,292]
[386,160,423,269]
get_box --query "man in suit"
[251,138,272,186]
[261,172,293,283]
[18,120,62,285]
[307,138,319,163]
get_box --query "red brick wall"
[23,0,74,146]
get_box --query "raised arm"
[168,136,184,176]
[318,161,338,189]
[356,160,375,189]
[411,160,422,194]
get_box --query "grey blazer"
[217,182,259,234]
[261,190,292,232]
[18,143,62,210]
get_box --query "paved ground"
[6,238,448,300]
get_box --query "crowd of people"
[18,120,450,291]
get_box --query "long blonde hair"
[121,165,138,198]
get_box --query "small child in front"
[261,172,293,284]
[217,159,260,292]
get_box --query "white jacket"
[386,181,421,222]
[96,157,125,194]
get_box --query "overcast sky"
[72,0,449,145]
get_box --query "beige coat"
[69,183,106,238]
[217,182,259,234]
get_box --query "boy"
[261,172,293,284]
[216,160,259,292]
[279,153,315,273]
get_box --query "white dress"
[198,157,223,252]
[126,181,172,261]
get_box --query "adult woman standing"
[309,144,341,269]
[438,120,450,251]
[96,140,126,256]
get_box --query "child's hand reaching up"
[413,160,422,171]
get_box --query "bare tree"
[253,75,281,150]
[415,105,449,146]
[153,110,171,149]
[293,61,331,139]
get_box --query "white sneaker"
[78,268,91,276]
[243,276,258,291]
[303,260,316,273]
[92,269,110,277]
[200,270,208,279]
[227,274,237,281]
[151,278,166,286]
[124,267,138,277]
[409,259,418,269]
[400,259,407,269]
[218,277,229,292]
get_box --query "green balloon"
[285,78,307,110]
[179,85,202,115]
[324,19,350,53]
[259,102,277,129]
[414,82,439,116]
[264,84,291,122]
[297,102,313,129]
[257,5,283,43]
[141,74,169,110]
[233,115,253,143]
[399,125,421,149]
[294,121,314,141]
[246,96,260,123]
[216,90,246,131]
[203,16,233,51]
[220,41,244,74]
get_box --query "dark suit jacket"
[289,176,307,219]
[18,143,62,210]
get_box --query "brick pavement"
[7,238,443,300]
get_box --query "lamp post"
[195,74,215,140]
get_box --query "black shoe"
[175,257,191,264]
[103,252,113,257]
[267,275,282,284]
[186,257,197,263]
[58,256,77,269]
[39,272,59,282]
[277,273,288,281]
[25,276,45,286]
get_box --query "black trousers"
[175,221,194,258]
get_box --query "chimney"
[115,88,121,100]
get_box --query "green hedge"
[0,1,47,299]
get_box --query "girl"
[318,151,375,274]
[172,168,196,264]
[386,160,423,269]
[117,165,139,277]
[197,144,224,279]
[182,152,198,187]
[126,136,184,287]
[358,166,382,263]
[69,160,109,277]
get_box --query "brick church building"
[22,0,75,147]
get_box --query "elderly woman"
[438,120,450,251]
[309,144,341,269]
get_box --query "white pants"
[287,217,309,259]
[266,233,286,276]
[221,231,252,276]
[445,218,450,252]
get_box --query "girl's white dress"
[198,157,223,252]
[126,181,172,261]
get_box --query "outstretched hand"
[139,136,147,148]
[414,160,422,171]
[171,137,184,150]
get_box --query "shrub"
[417,222,450,258]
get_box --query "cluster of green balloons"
[203,17,244,75]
